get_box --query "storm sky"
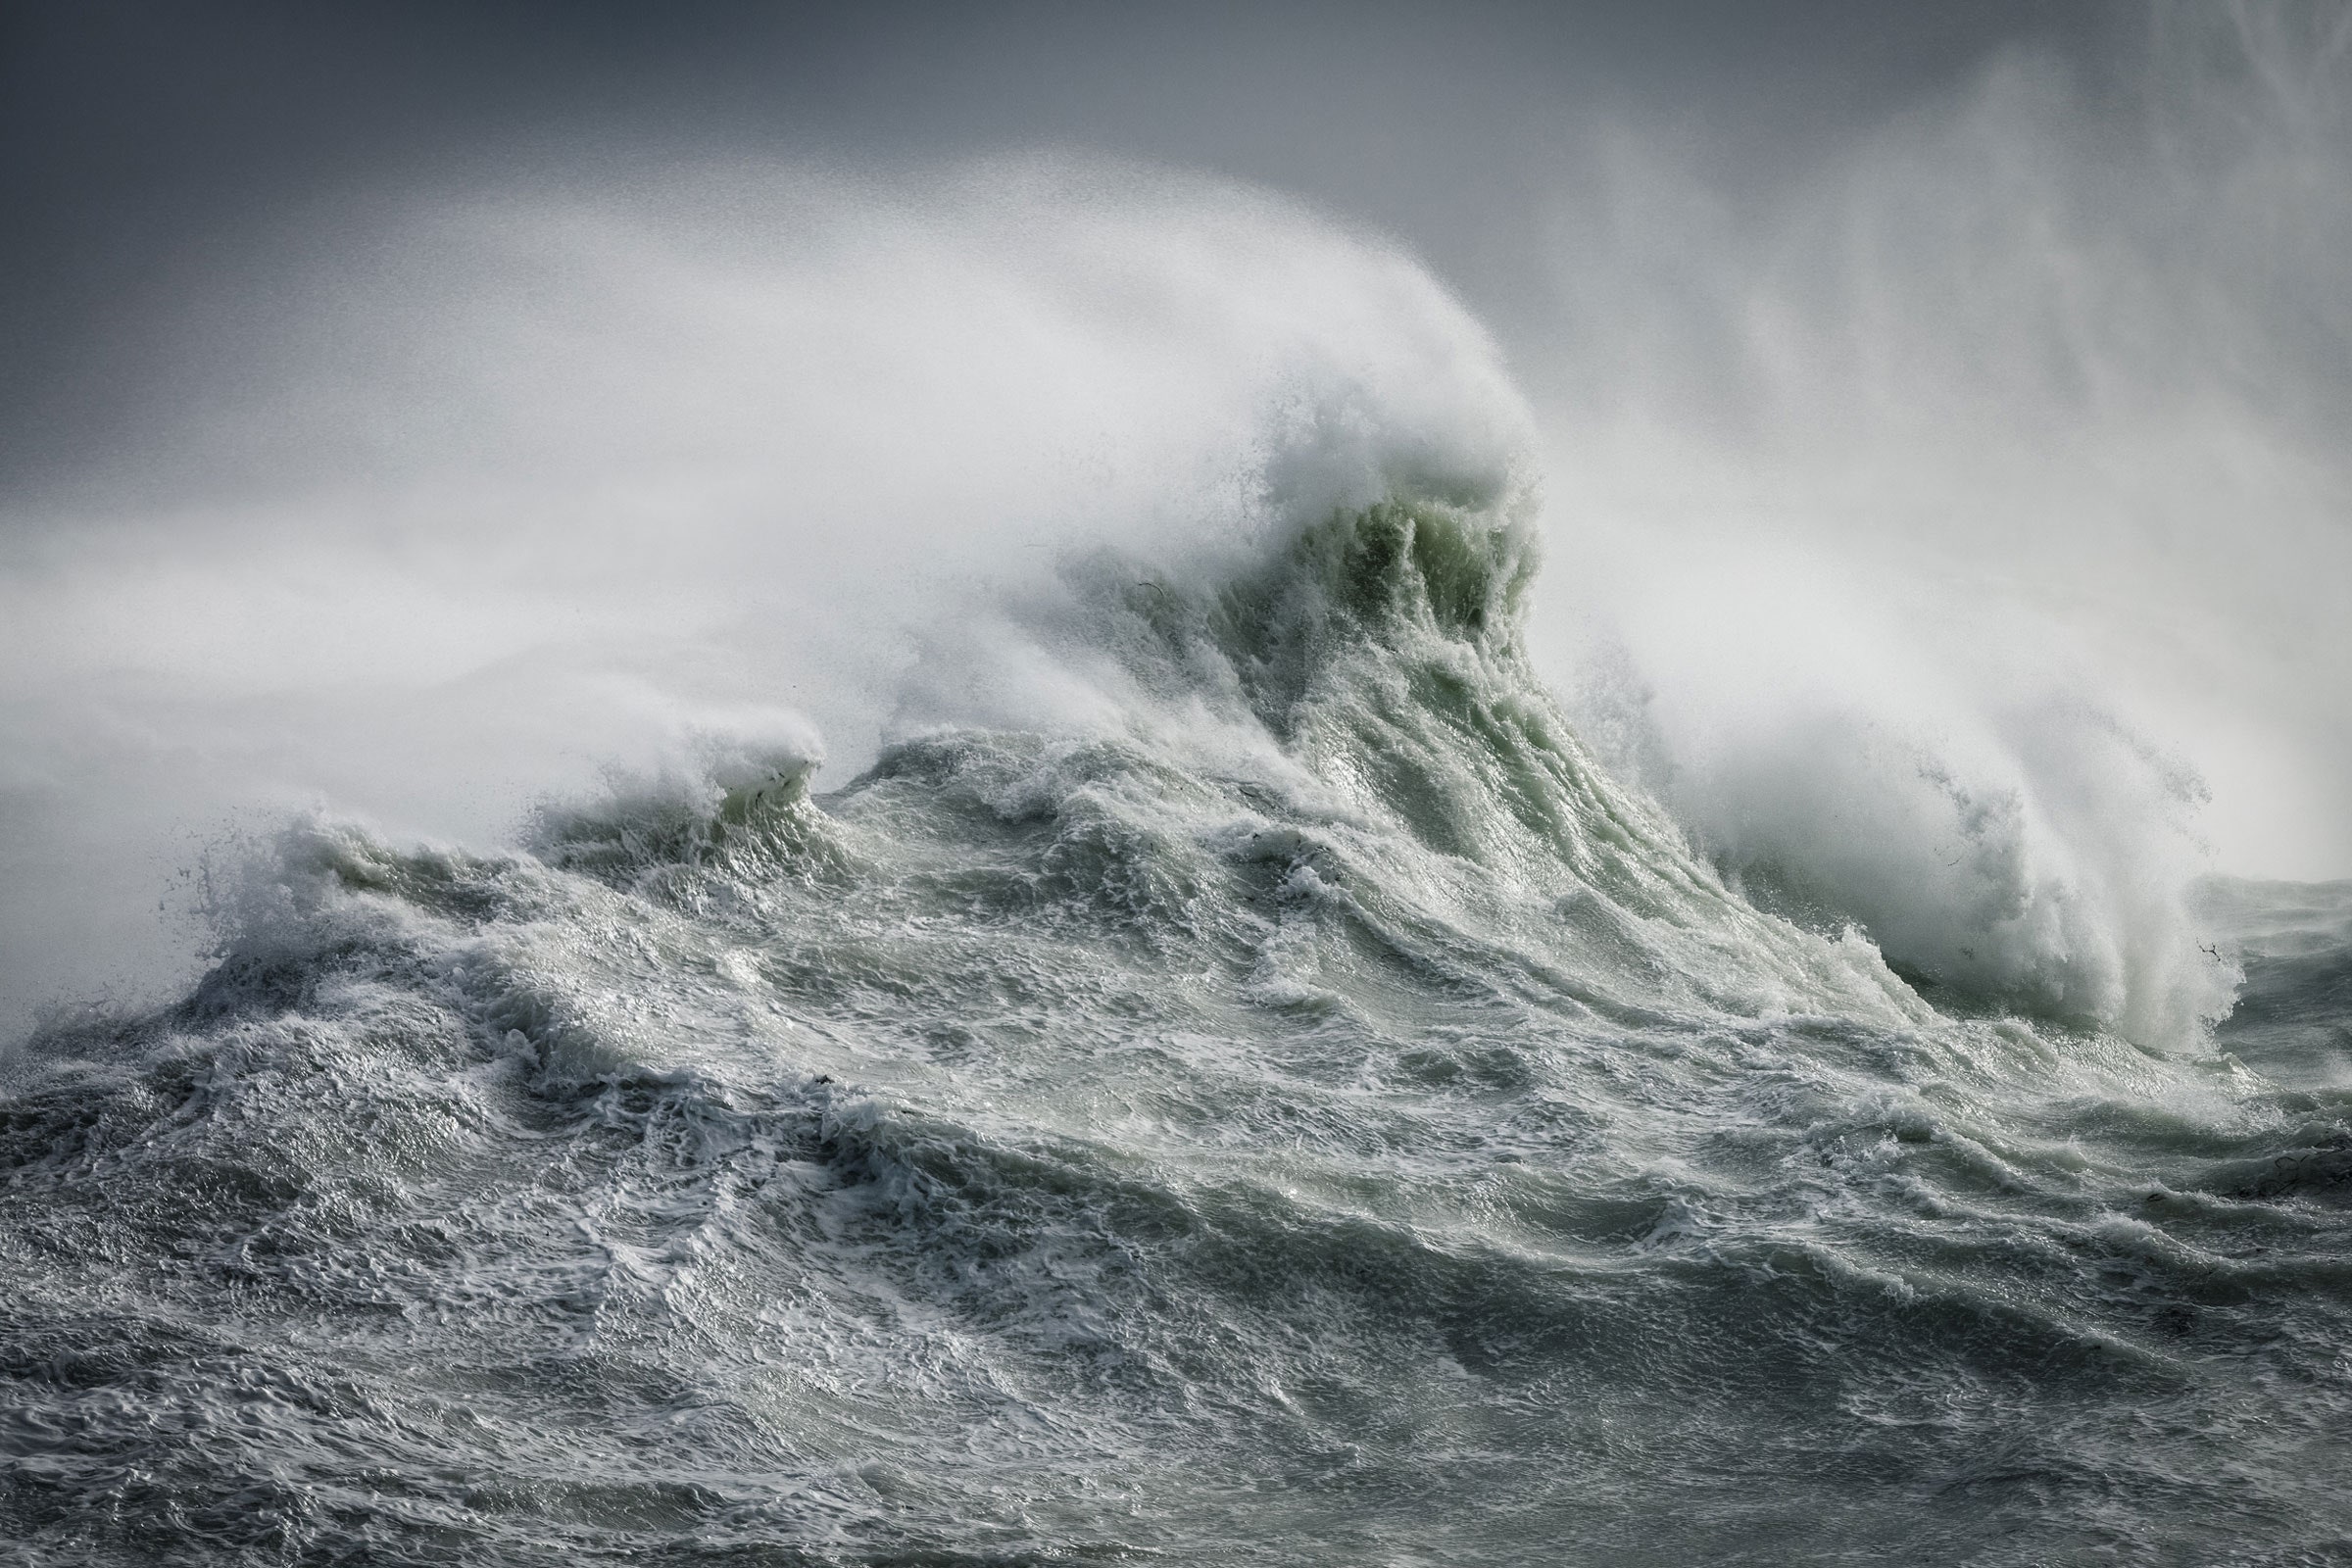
[1,1,2114,481]
[3,1,2346,1034]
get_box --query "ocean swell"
[7,480,2346,1565]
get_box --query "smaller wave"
[2201,876,2352,1089]
[1574,659,2239,1049]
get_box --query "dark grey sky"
[2,0,2119,489]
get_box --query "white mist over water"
[0,162,1532,1033]
[1527,6,2351,1043]
[1,7,2345,1053]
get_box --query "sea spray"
[8,481,2344,1565]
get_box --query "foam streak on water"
[5,493,2349,1566]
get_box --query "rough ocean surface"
[5,495,2348,1566]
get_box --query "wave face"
[6,492,2350,1566]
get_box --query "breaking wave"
[6,455,2347,1565]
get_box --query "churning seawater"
[5,494,2348,1566]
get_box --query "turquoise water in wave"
[5,499,2348,1565]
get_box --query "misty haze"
[3,3,2349,1563]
